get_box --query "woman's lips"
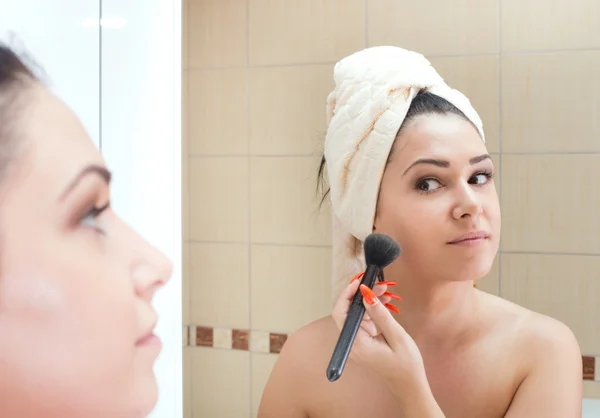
[447,231,489,246]
[136,332,161,347]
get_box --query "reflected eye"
[469,171,493,185]
[80,202,110,234]
[415,178,442,194]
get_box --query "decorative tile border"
[186,325,288,354]
[185,325,600,380]
[583,355,598,381]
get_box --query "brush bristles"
[363,233,401,269]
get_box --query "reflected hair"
[316,90,475,208]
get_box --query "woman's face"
[0,85,172,417]
[374,113,500,284]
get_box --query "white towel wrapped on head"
[323,46,485,301]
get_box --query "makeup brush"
[326,232,401,383]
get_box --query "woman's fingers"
[360,285,407,350]
[331,278,362,329]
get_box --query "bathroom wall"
[182,0,600,416]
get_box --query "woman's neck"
[387,271,481,349]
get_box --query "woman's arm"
[387,379,445,418]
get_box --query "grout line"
[184,47,600,71]
[187,240,331,249]
[188,151,600,159]
[187,61,337,71]
[245,1,253,415]
[500,251,600,257]
[364,0,368,47]
[185,240,600,257]
[503,47,600,56]
[188,153,321,158]
[185,241,600,257]
[497,0,503,297]
[184,0,192,355]
[495,151,600,156]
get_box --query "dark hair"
[316,90,475,207]
[0,43,38,184]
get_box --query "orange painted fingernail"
[359,284,377,305]
[376,281,397,287]
[350,271,365,284]
[384,292,402,301]
[385,303,400,314]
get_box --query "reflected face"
[374,113,500,283]
[0,84,172,418]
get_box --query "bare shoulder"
[478,290,580,352]
[257,316,337,417]
[477,291,582,416]
[276,315,338,377]
[287,315,338,347]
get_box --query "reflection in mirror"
[182,1,599,417]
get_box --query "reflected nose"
[451,183,483,220]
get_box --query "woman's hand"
[331,276,428,395]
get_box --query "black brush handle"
[326,264,379,382]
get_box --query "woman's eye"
[80,203,110,234]
[416,178,441,193]
[469,172,493,185]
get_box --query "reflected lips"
[448,231,489,246]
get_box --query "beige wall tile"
[251,245,331,332]
[584,381,600,398]
[501,0,600,52]
[191,347,250,417]
[182,0,188,70]
[250,157,331,245]
[183,347,192,418]
[187,0,247,68]
[501,52,600,153]
[500,155,600,253]
[248,0,365,66]
[182,156,190,241]
[183,242,190,324]
[367,0,499,56]
[251,353,279,417]
[249,330,270,353]
[213,327,233,349]
[182,70,189,240]
[182,71,189,156]
[188,70,248,155]
[475,254,499,295]
[249,64,333,155]
[501,254,600,354]
[428,55,499,153]
[189,157,249,242]
[190,243,250,329]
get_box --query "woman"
[258,46,582,417]
[0,45,172,417]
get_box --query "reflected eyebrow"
[402,154,491,177]
[60,165,112,200]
